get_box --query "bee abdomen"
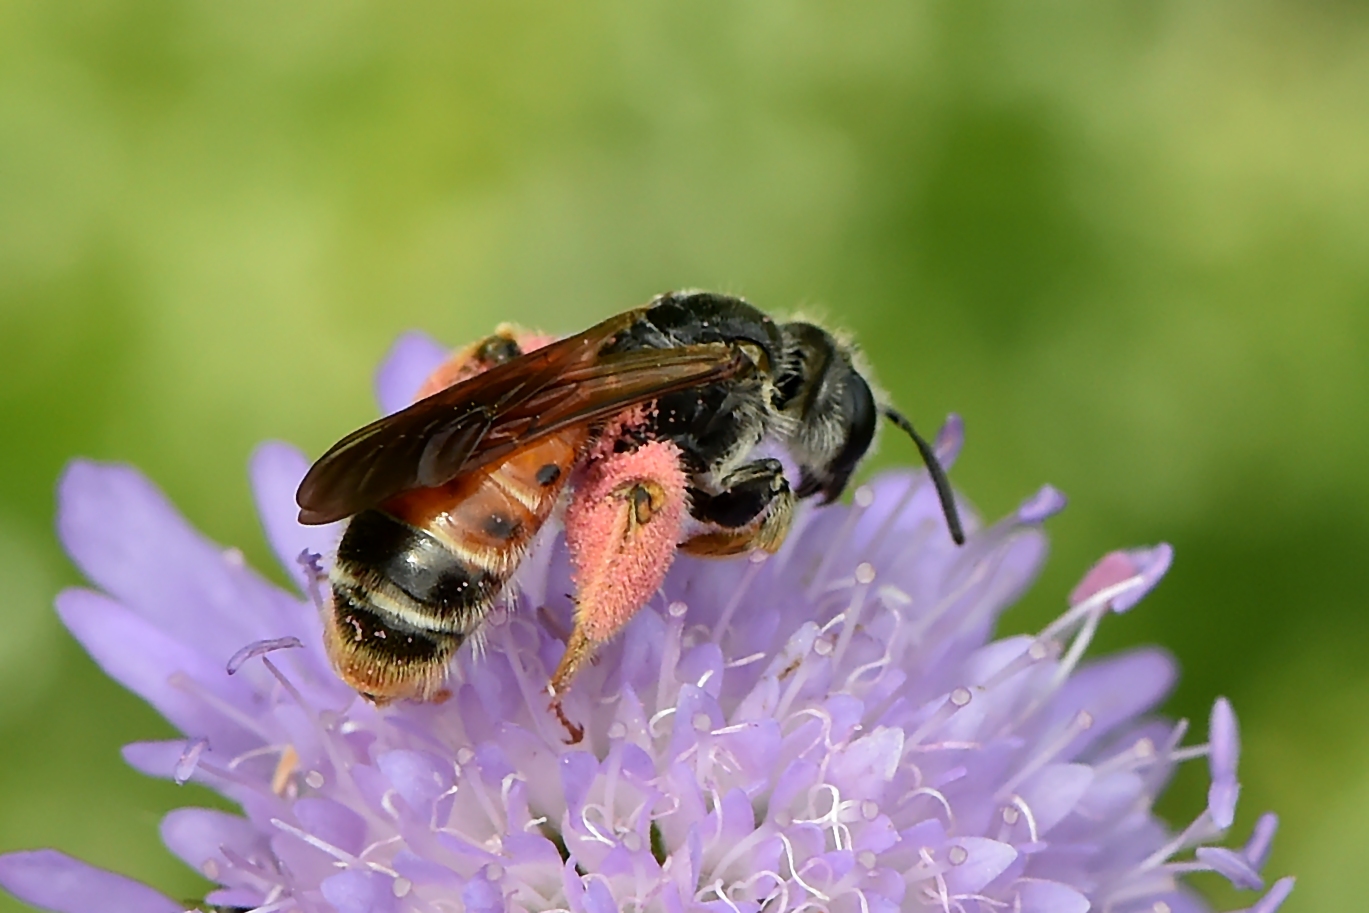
[335,509,503,631]
[324,582,461,704]
[330,583,460,662]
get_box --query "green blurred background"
[0,2,1364,910]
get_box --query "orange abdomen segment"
[383,428,589,576]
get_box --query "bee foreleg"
[687,458,787,527]
[681,459,795,557]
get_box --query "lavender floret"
[0,333,1291,913]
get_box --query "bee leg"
[552,439,689,742]
[681,459,795,557]
[536,604,572,642]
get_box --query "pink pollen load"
[564,438,689,646]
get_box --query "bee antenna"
[882,407,966,546]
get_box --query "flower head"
[0,334,1292,913]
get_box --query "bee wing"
[296,316,751,524]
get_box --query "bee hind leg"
[551,439,690,742]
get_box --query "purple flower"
[0,334,1292,913]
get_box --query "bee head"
[775,320,966,545]
[774,322,878,503]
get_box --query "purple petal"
[1075,770,1146,822]
[249,441,343,591]
[1015,764,1094,835]
[1044,648,1176,759]
[560,752,600,820]
[942,838,1017,895]
[377,749,453,809]
[1112,543,1173,611]
[122,740,195,779]
[1197,846,1264,890]
[581,874,621,913]
[938,517,1049,622]
[1242,877,1295,913]
[293,798,368,857]
[57,589,260,753]
[1208,778,1241,831]
[0,850,181,913]
[160,807,266,874]
[1208,697,1241,828]
[1013,879,1090,913]
[375,330,449,415]
[1016,485,1067,525]
[320,869,398,913]
[392,851,464,889]
[205,888,264,907]
[1209,697,1240,784]
[711,788,759,849]
[57,460,302,652]
[1243,813,1279,870]
[828,726,904,789]
[462,874,505,913]
[1068,544,1173,612]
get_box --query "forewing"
[297,319,749,524]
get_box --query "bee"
[296,291,963,734]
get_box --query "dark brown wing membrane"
[296,315,751,524]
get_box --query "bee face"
[772,321,880,503]
[298,292,963,725]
